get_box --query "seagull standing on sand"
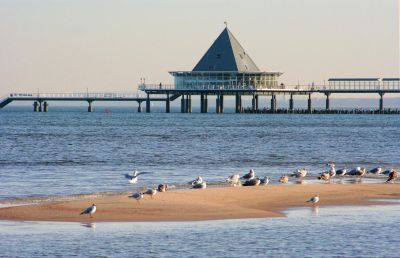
[336,168,347,177]
[279,175,289,183]
[348,167,361,176]
[144,188,157,199]
[369,167,382,175]
[80,204,97,218]
[291,168,308,179]
[131,192,144,204]
[189,177,203,186]
[192,181,207,189]
[226,174,240,186]
[242,169,255,180]
[260,176,270,185]
[355,168,367,178]
[386,170,398,183]
[318,172,330,181]
[124,170,149,184]
[306,196,320,205]
[243,177,261,186]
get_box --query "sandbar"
[0,184,399,222]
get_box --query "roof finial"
[224,21,228,28]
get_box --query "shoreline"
[0,184,398,222]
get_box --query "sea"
[0,105,399,257]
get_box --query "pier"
[1,27,399,114]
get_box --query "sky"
[0,0,399,97]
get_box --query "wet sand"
[0,184,399,222]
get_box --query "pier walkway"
[1,78,399,113]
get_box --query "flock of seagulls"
[79,163,398,218]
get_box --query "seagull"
[242,169,255,180]
[158,184,169,192]
[124,170,150,184]
[348,167,361,176]
[355,168,367,178]
[383,170,392,175]
[189,176,203,186]
[336,168,347,177]
[130,192,144,204]
[369,167,382,174]
[226,174,240,186]
[318,172,330,181]
[386,170,398,183]
[80,204,96,218]
[306,195,320,205]
[192,181,207,189]
[260,176,270,185]
[279,175,289,183]
[144,188,157,199]
[329,166,336,178]
[243,177,261,186]
[291,168,308,178]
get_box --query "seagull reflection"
[81,222,96,229]
[312,206,319,216]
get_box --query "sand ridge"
[0,184,399,222]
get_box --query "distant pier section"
[1,27,399,114]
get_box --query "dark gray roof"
[192,28,260,72]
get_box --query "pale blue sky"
[0,0,399,96]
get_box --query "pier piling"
[138,101,143,113]
[308,94,312,113]
[166,93,170,113]
[325,93,331,111]
[33,101,39,112]
[43,101,48,112]
[181,96,186,113]
[289,94,294,112]
[235,93,242,113]
[219,94,224,113]
[379,92,385,113]
[38,101,42,112]
[146,94,151,113]
[87,100,93,112]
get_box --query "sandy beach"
[0,183,398,222]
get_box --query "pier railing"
[139,83,400,92]
[138,83,318,91]
[6,92,147,99]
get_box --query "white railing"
[7,92,146,99]
[139,83,318,91]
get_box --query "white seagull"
[192,181,207,189]
[131,192,144,204]
[226,174,240,186]
[80,203,97,218]
[291,168,308,179]
[189,176,203,186]
[124,170,150,184]
[260,176,270,185]
[369,167,382,175]
[242,169,255,180]
[307,195,320,205]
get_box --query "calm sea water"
[0,204,399,257]
[0,106,399,201]
[1,106,400,257]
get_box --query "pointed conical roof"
[192,28,260,72]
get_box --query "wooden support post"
[325,93,331,112]
[166,93,170,113]
[289,94,294,112]
[308,94,312,114]
[146,93,150,113]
